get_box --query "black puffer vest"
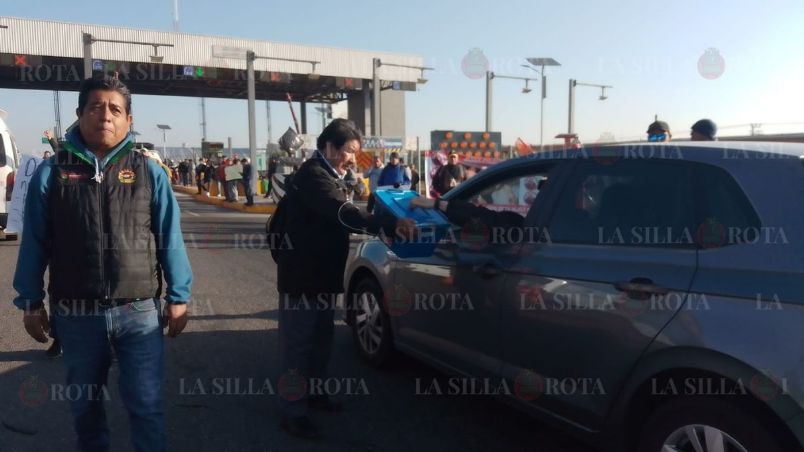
[48,145,157,301]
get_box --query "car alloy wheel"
[662,424,748,452]
[355,290,383,355]
[638,397,787,452]
[348,278,394,367]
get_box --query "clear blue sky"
[2,0,804,154]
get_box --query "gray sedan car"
[344,142,804,452]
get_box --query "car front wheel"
[637,397,787,452]
[347,278,394,367]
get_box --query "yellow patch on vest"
[118,169,136,184]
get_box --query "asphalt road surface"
[0,192,595,452]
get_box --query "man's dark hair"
[317,118,362,151]
[77,76,132,114]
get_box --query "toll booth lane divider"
[171,185,276,214]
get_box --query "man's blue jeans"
[53,298,165,452]
[278,293,335,418]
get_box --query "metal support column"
[485,71,494,132]
[246,51,257,195]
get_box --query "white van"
[0,109,20,240]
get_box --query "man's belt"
[53,298,149,309]
[97,298,147,308]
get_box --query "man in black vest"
[13,76,192,452]
[275,119,415,438]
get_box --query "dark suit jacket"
[277,155,397,296]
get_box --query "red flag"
[515,138,533,156]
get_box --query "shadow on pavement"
[0,323,593,452]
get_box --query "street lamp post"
[568,79,612,135]
[372,58,381,137]
[156,124,171,160]
[485,71,538,132]
[247,51,257,199]
[524,58,561,150]
[371,59,433,136]
[82,33,174,79]
[485,71,493,133]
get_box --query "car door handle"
[614,278,669,296]
[474,262,502,278]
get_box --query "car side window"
[693,164,761,245]
[457,169,551,218]
[546,159,697,248]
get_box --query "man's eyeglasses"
[648,133,667,142]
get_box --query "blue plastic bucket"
[373,189,451,258]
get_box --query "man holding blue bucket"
[273,119,416,438]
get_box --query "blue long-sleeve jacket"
[377,163,410,187]
[12,130,192,310]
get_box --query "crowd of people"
[167,156,255,206]
[37,115,718,215]
[363,151,421,211]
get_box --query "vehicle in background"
[0,108,20,241]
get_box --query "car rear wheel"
[637,397,786,452]
[347,278,394,367]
